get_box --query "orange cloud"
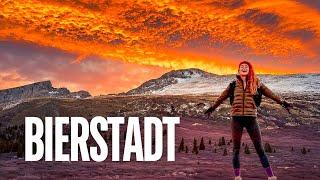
[0,0,319,75]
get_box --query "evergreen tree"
[199,137,205,150]
[264,142,273,153]
[209,139,212,145]
[192,138,199,154]
[222,137,226,145]
[301,147,307,154]
[223,148,228,156]
[218,137,226,146]
[17,143,24,158]
[185,146,188,153]
[244,144,251,154]
[178,138,185,152]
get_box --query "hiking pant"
[231,116,270,169]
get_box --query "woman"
[205,61,290,180]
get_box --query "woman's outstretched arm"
[205,84,231,115]
[212,85,231,109]
[259,83,292,111]
[259,83,283,104]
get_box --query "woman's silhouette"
[205,61,291,180]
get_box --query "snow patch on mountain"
[125,68,320,95]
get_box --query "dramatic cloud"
[0,41,167,95]
[239,9,280,27]
[0,0,319,93]
[286,29,316,42]
[209,0,245,9]
[298,0,320,11]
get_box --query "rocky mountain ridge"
[0,80,91,105]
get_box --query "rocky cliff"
[0,81,91,104]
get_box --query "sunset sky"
[0,0,320,95]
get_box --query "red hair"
[238,61,258,94]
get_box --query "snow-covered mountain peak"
[125,68,320,95]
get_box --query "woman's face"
[239,63,249,76]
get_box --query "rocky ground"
[0,94,319,179]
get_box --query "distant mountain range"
[0,69,319,106]
[125,68,320,95]
[0,80,91,105]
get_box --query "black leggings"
[232,116,270,169]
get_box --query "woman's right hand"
[281,100,291,108]
[204,106,215,117]
[281,100,292,113]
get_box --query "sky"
[0,0,320,95]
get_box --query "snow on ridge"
[150,74,320,95]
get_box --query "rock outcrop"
[0,81,91,104]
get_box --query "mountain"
[125,68,320,95]
[126,68,219,95]
[0,80,91,105]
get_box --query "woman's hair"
[238,61,258,94]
